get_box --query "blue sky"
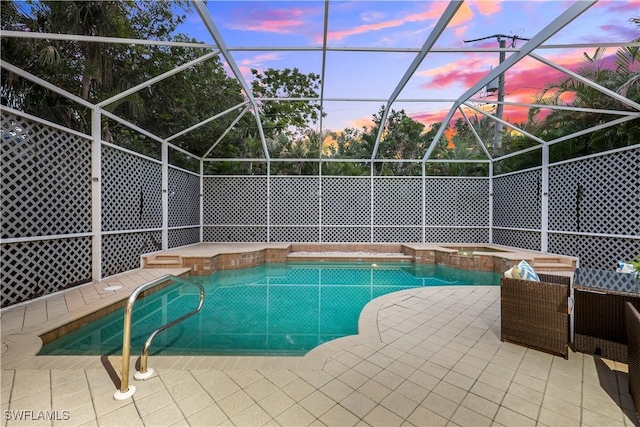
[179,1,639,133]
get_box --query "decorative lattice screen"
[168,227,200,249]
[549,233,639,270]
[424,228,489,243]
[203,177,267,225]
[2,112,92,238]
[101,146,162,231]
[425,178,490,227]
[102,231,162,277]
[168,167,200,228]
[493,171,541,229]
[1,238,92,307]
[374,178,421,226]
[270,177,320,226]
[549,149,639,236]
[322,177,370,226]
[493,229,541,251]
[203,226,267,242]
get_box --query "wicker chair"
[501,273,571,358]
[572,268,640,363]
[626,302,640,422]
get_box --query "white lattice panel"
[492,229,541,250]
[270,177,319,225]
[424,228,489,243]
[322,227,370,242]
[1,238,92,307]
[424,178,489,227]
[549,233,640,270]
[203,226,267,242]
[101,146,162,231]
[2,112,91,238]
[270,227,319,242]
[322,177,370,225]
[168,227,200,248]
[203,177,267,224]
[549,148,639,235]
[102,231,162,277]
[374,227,421,242]
[168,168,200,227]
[493,171,541,229]
[373,178,421,226]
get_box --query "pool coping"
[0,263,495,373]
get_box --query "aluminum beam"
[98,51,220,107]
[192,0,270,160]
[166,101,249,141]
[468,99,639,116]
[370,1,463,160]
[458,107,493,160]
[422,0,596,163]
[530,52,640,112]
[1,60,94,109]
[0,30,217,49]
[203,105,252,158]
[462,102,547,145]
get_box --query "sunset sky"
[179,0,639,134]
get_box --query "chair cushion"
[505,260,540,281]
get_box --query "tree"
[250,67,323,141]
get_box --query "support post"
[488,162,494,244]
[422,162,426,243]
[91,107,102,282]
[161,140,169,251]
[266,162,271,242]
[541,143,550,252]
[200,159,204,243]
[493,38,506,156]
[370,162,375,243]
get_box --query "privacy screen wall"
[1,111,639,306]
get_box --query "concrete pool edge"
[1,284,496,373]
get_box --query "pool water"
[39,262,499,356]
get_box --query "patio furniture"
[501,273,571,358]
[572,268,640,363]
[626,302,640,422]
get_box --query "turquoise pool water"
[39,262,499,356]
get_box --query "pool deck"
[1,250,637,426]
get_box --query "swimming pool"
[39,262,499,356]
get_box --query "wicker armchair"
[501,273,571,359]
[625,302,640,422]
[572,268,640,363]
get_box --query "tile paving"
[1,267,638,426]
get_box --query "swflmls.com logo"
[4,410,70,421]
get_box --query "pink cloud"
[228,7,308,34]
[323,2,453,42]
[472,0,502,15]
[348,117,375,129]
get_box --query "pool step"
[532,256,576,272]
[144,255,183,267]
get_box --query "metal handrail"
[114,274,205,400]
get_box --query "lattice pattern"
[374,227,421,242]
[574,268,639,294]
[322,178,370,225]
[1,238,92,307]
[102,231,162,277]
[101,146,162,231]
[322,227,370,242]
[548,233,639,270]
[168,227,200,249]
[549,149,639,235]
[270,177,319,225]
[424,178,489,226]
[169,168,200,228]
[493,171,541,229]
[492,229,541,251]
[424,228,489,243]
[203,226,267,242]
[270,227,319,242]
[203,177,267,225]
[374,178,421,226]
[2,112,92,238]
